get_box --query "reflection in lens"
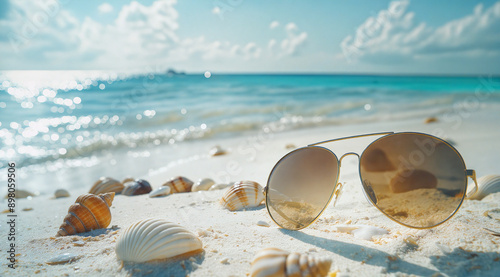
[360,133,467,228]
[266,147,339,230]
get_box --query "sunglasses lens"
[360,133,467,228]
[266,147,339,230]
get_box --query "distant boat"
[166,68,186,76]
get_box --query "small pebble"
[220,257,229,264]
[46,253,81,265]
[73,241,85,247]
[257,221,270,227]
[210,145,227,156]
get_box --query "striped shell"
[192,178,215,192]
[115,218,203,262]
[469,174,500,200]
[56,192,114,236]
[220,181,264,211]
[251,248,332,277]
[122,179,152,196]
[89,177,124,194]
[162,176,194,193]
[149,186,171,198]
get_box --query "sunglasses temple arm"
[465,169,479,199]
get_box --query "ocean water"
[1,71,499,193]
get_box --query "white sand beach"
[2,109,500,277]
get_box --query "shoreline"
[1,110,499,276]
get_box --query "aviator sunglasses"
[264,132,479,230]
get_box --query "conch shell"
[220,181,264,211]
[469,174,500,200]
[56,192,114,236]
[162,176,193,193]
[89,177,124,194]
[250,248,332,277]
[115,218,203,262]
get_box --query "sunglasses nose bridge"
[339,152,360,167]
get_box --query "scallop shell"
[89,177,124,194]
[149,186,171,198]
[115,218,203,262]
[56,192,114,236]
[469,174,500,200]
[250,248,332,277]
[54,189,70,199]
[192,178,215,192]
[122,179,152,196]
[162,176,193,193]
[220,181,264,211]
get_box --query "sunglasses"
[264,132,479,230]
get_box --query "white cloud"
[212,6,221,15]
[341,0,500,63]
[269,21,279,29]
[0,0,308,70]
[98,3,114,14]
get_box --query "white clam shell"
[469,174,500,200]
[54,189,70,199]
[149,186,172,198]
[192,178,215,192]
[162,176,194,193]
[46,253,81,265]
[115,218,203,262]
[250,248,332,277]
[210,145,227,156]
[220,181,264,211]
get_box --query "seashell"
[469,174,500,200]
[149,186,171,198]
[46,253,81,265]
[192,178,215,192]
[122,177,135,184]
[54,189,70,199]
[122,179,152,196]
[115,218,203,262]
[250,248,332,277]
[162,176,193,193]
[209,145,227,156]
[89,177,124,195]
[4,189,36,199]
[209,183,231,191]
[56,192,114,236]
[220,181,264,211]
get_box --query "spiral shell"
[250,248,332,277]
[115,218,203,262]
[56,192,114,236]
[89,177,124,195]
[192,178,215,192]
[469,174,500,200]
[220,181,264,211]
[122,179,152,196]
[162,176,193,193]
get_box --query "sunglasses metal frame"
[264,132,479,230]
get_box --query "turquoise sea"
[1,71,499,192]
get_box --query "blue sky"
[0,0,499,74]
